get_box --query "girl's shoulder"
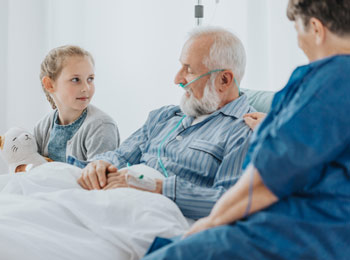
[84,104,117,126]
[34,109,56,130]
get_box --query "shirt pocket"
[188,139,224,162]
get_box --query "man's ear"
[218,71,234,92]
[309,17,325,45]
[42,76,55,93]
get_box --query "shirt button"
[176,136,183,141]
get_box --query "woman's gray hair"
[188,26,246,84]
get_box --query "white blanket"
[0,163,189,260]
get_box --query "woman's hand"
[243,112,267,130]
[183,216,216,238]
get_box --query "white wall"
[0,0,308,173]
[0,0,9,172]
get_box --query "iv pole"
[195,0,204,26]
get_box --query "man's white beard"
[180,78,221,117]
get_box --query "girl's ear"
[0,136,4,150]
[42,76,55,93]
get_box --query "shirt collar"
[211,93,251,119]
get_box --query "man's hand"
[243,112,267,130]
[78,160,117,190]
[103,169,163,194]
[183,216,216,238]
[102,169,129,189]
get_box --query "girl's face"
[52,55,95,114]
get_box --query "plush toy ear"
[0,136,4,150]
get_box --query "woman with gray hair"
[143,0,350,259]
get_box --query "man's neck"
[192,114,210,126]
[218,87,240,109]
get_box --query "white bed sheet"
[0,162,189,260]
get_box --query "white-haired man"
[75,27,255,220]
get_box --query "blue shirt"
[242,55,350,259]
[48,109,87,162]
[92,94,254,219]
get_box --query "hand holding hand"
[78,160,117,190]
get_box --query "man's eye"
[186,67,193,74]
[71,78,80,82]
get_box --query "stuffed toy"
[0,127,51,173]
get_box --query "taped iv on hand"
[123,164,165,191]
[126,170,157,191]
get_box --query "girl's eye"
[88,77,94,82]
[71,77,80,83]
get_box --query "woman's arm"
[185,164,278,237]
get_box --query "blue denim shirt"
[48,109,87,162]
[240,55,350,259]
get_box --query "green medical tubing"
[157,115,186,177]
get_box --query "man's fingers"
[106,175,121,183]
[108,165,118,173]
[78,161,111,190]
[78,160,119,190]
[103,183,127,190]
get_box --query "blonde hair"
[40,45,95,109]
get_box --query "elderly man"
[76,27,255,220]
[143,0,350,259]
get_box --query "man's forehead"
[179,40,193,61]
[180,36,212,63]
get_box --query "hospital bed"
[0,89,275,260]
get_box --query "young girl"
[34,45,120,165]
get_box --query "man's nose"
[174,70,187,86]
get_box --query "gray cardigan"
[34,104,120,162]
